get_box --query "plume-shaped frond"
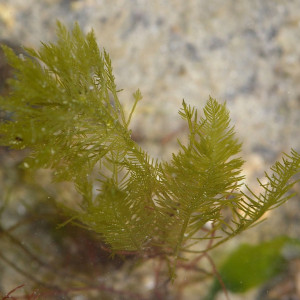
[193,149,300,252]
[161,98,244,257]
[238,149,300,226]
[0,22,139,193]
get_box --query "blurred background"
[0,1,300,299]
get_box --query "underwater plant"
[0,21,299,288]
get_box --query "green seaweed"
[0,22,299,281]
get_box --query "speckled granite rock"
[1,1,299,158]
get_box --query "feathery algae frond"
[0,22,299,278]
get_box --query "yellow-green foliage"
[0,22,299,277]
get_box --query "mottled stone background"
[1,1,299,157]
[0,1,300,299]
